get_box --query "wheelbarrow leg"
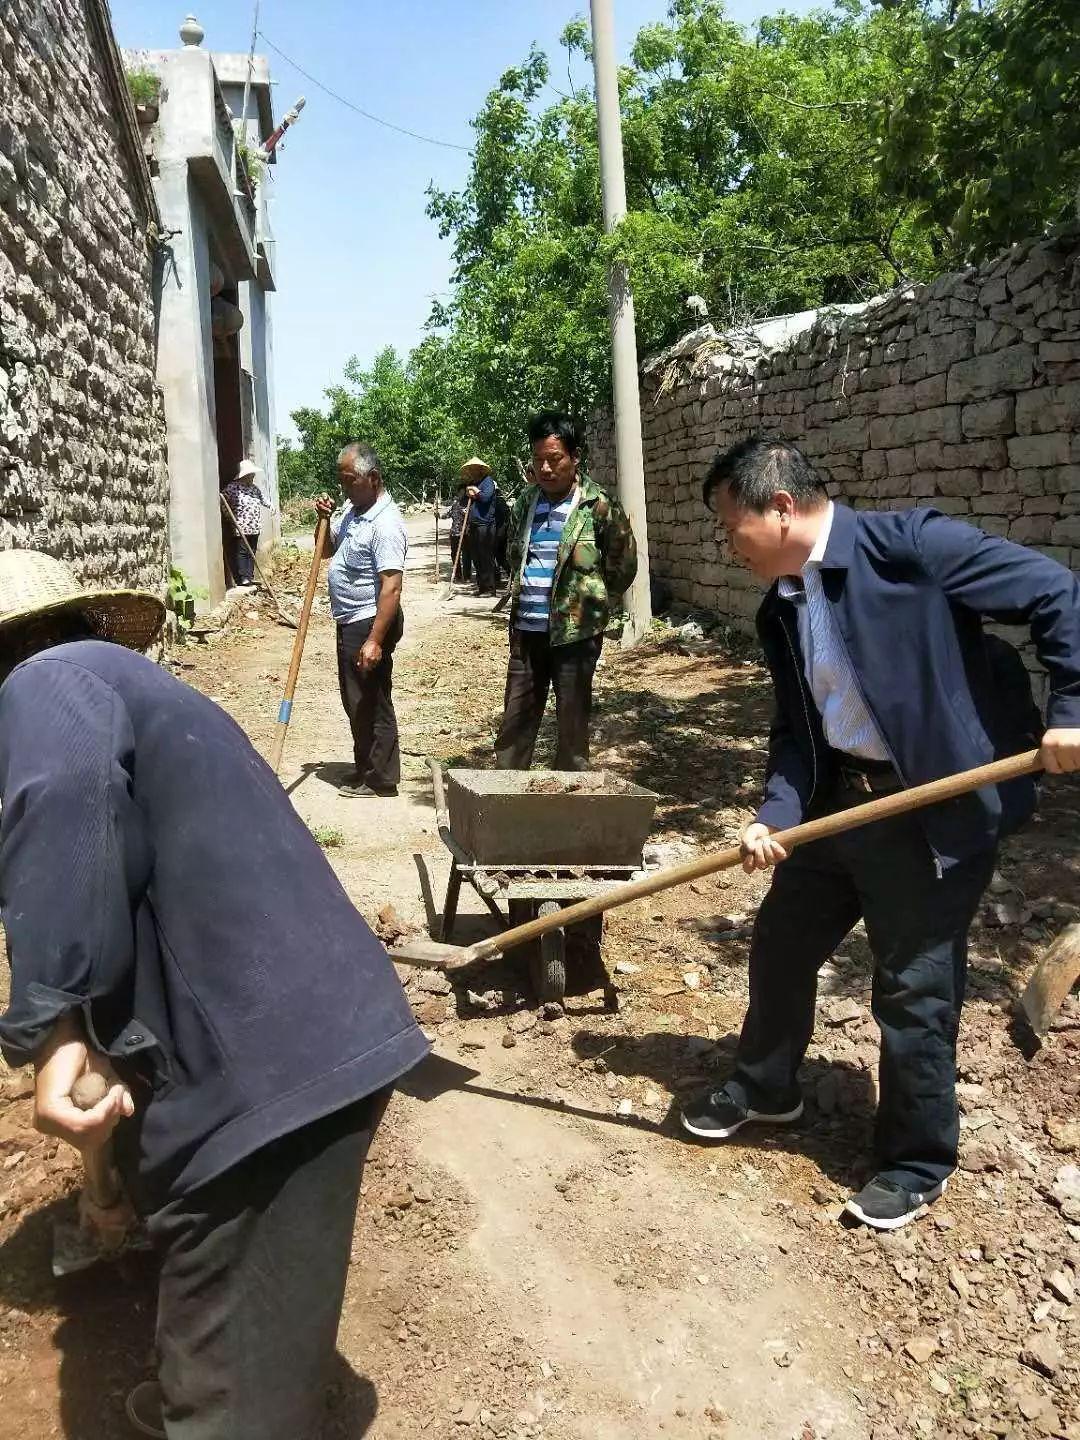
[441,859,463,942]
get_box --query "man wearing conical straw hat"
[460,454,499,596]
[0,551,427,1438]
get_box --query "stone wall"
[588,232,1080,687]
[0,0,169,593]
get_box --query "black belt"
[829,750,903,796]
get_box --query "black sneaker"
[339,781,398,799]
[680,1087,803,1141]
[844,1175,947,1230]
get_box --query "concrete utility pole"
[589,0,652,646]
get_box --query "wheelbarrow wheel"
[530,900,566,1005]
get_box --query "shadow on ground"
[0,1201,378,1438]
[593,667,772,843]
[400,1041,877,1190]
[570,1028,878,1190]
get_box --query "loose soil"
[0,516,1077,1439]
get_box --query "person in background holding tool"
[446,482,472,583]
[461,455,498,596]
[0,549,428,1438]
[220,458,271,587]
[680,437,1080,1230]
[315,441,408,798]
[494,411,638,771]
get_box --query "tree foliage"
[879,0,1080,266]
[276,343,471,504]
[279,0,1080,501]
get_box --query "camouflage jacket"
[507,476,638,646]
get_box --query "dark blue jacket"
[0,642,428,1208]
[755,505,1080,867]
[469,474,497,526]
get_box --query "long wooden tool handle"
[462,749,1043,964]
[447,499,472,591]
[80,1141,120,1211]
[429,757,449,833]
[270,515,329,774]
[71,1074,122,1210]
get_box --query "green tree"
[424,0,937,454]
[878,0,1080,265]
[281,0,1078,494]
[275,344,473,505]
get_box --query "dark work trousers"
[469,522,498,594]
[450,530,471,581]
[231,535,259,586]
[494,521,510,580]
[494,628,602,771]
[148,1091,389,1440]
[727,784,996,1192]
[335,609,404,790]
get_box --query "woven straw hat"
[460,456,490,480]
[0,551,165,652]
[235,458,259,481]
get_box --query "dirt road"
[0,514,1077,1439]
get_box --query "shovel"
[269,514,330,774]
[390,749,1045,972]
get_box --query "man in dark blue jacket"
[462,455,499,596]
[681,439,1080,1229]
[0,551,429,1436]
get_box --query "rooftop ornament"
[179,13,204,47]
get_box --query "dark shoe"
[844,1175,947,1230]
[680,1086,803,1140]
[339,781,398,798]
[126,1380,165,1438]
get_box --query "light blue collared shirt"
[328,491,407,624]
[777,502,890,761]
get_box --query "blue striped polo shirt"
[516,490,577,632]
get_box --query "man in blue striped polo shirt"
[495,412,637,770]
[516,486,577,630]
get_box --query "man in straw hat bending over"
[0,551,428,1437]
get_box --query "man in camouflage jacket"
[494,411,637,770]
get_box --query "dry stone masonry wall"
[589,232,1080,690]
[0,0,168,592]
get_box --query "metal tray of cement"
[445,769,658,866]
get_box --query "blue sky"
[111,1,821,437]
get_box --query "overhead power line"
[257,31,473,153]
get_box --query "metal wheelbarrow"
[428,760,659,1004]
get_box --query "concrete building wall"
[588,231,1080,694]
[0,0,168,591]
[126,40,280,601]
[221,68,279,548]
[153,161,223,599]
[239,279,280,540]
